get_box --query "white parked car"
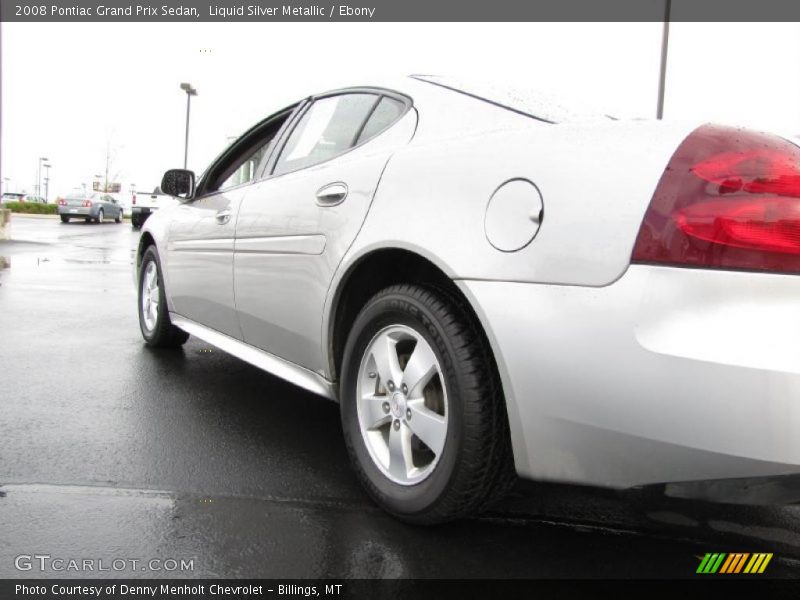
[136,76,800,523]
[1,192,46,204]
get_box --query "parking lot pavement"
[1,215,799,578]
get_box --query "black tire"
[131,215,140,229]
[84,218,91,223]
[115,210,122,224]
[95,209,104,224]
[340,284,515,524]
[60,215,69,223]
[138,245,189,348]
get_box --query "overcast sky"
[2,22,799,198]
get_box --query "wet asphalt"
[0,214,799,579]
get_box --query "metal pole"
[656,0,671,120]
[37,159,41,198]
[183,92,191,169]
[44,165,50,202]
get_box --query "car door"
[102,195,114,217]
[109,196,121,218]
[234,90,417,373]
[164,105,298,340]
[104,195,117,217]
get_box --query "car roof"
[311,75,611,124]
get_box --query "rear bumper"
[458,265,800,491]
[58,207,92,217]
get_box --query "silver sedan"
[58,193,124,224]
[135,76,800,523]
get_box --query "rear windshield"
[412,75,614,124]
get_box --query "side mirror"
[161,169,195,199]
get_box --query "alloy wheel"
[356,324,448,485]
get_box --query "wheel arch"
[136,231,156,270]
[326,247,503,398]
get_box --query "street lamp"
[656,0,671,119]
[43,163,51,202]
[180,82,198,169]
[37,157,49,199]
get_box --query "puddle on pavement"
[63,258,111,265]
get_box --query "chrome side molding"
[170,314,336,400]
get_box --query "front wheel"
[138,245,189,348]
[95,209,104,224]
[340,284,515,524]
[115,210,122,224]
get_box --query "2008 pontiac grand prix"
[135,75,800,523]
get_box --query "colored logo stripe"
[744,553,773,574]
[697,553,773,574]
[719,553,748,573]
[697,553,726,573]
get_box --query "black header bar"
[2,0,800,22]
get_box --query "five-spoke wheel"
[340,284,515,524]
[137,245,189,348]
[140,260,160,333]
[357,324,448,485]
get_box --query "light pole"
[656,0,671,119]
[37,157,49,199]
[43,163,51,202]
[180,82,198,169]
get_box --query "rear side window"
[273,93,378,176]
[357,97,405,144]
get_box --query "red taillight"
[82,200,92,208]
[132,195,136,205]
[632,124,800,274]
[57,199,66,206]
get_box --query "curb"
[9,213,60,219]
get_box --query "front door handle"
[315,182,348,207]
[215,209,232,224]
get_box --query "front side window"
[200,106,296,195]
[219,143,270,190]
[273,93,378,176]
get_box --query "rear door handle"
[315,182,348,207]
[215,209,232,224]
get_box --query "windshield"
[412,75,614,124]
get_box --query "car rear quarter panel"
[351,119,700,286]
